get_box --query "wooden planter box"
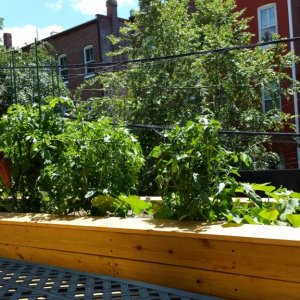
[0,213,299,299]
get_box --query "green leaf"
[259,208,279,222]
[291,192,300,199]
[279,199,299,221]
[151,146,162,158]
[119,195,152,215]
[286,214,300,227]
[223,212,243,224]
[242,215,258,224]
[240,153,252,167]
[251,183,276,194]
[238,183,263,208]
[91,194,115,208]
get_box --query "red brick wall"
[44,14,126,97]
[236,0,299,168]
[236,0,290,42]
[47,21,100,94]
[235,0,293,114]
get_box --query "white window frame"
[257,4,278,43]
[262,83,281,113]
[84,45,95,78]
[58,54,68,83]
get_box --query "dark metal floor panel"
[0,258,221,300]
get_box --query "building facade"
[235,0,300,168]
[23,0,126,96]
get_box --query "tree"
[78,0,299,177]
[0,18,3,44]
[0,41,69,114]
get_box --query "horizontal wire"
[1,36,300,71]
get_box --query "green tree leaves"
[0,99,144,215]
[96,0,300,170]
[0,42,69,115]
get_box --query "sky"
[1,0,139,48]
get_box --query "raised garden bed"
[0,213,299,299]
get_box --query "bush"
[0,98,144,215]
[151,116,250,221]
[38,117,144,215]
[0,97,68,212]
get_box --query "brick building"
[235,0,300,168]
[23,0,127,96]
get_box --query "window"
[58,54,68,82]
[262,83,281,112]
[84,45,95,77]
[258,4,277,42]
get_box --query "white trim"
[287,0,300,168]
[84,73,95,80]
[257,3,278,42]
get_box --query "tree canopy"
[78,0,299,170]
[0,42,69,115]
[0,18,3,44]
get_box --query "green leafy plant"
[0,97,70,211]
[151,116,250,221]
[0,99,144,216]
[226,183,300,227]
[90,194,152,217]
[38,116,144,215]
[0,42,69,114]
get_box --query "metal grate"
[0,258,220,300]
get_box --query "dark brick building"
[22,0,127,95]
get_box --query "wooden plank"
[0,222,300,283]
[0,243,114,276]
[0,213,300,246]
[113,257,300,300]
[1,213,300,299]
[1,242,300,300]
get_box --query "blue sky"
[1,0,139,47]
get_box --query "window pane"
[269,7,276,26]
[263,83,281,112]
[268,25,277,35]
[261,28,272,41]
[59,56,67,65]
[265,98,280,112]
[87,64,95,74]
[61,69,68,79]
[85,47,94,62]
[265,100,273,112]
[260,9,268,28]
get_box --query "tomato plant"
[0,98,144,215]
[151,116,251,221]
